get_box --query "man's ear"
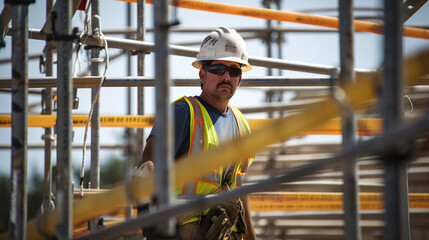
[238,75,242,87]
[199,68,206,84]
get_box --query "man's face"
[199,60,242,101]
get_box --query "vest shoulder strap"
[229,105,251,136]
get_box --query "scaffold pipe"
[1,74,427,88]
[7,28,377,76]
[118,0,429,39]
[0,76,347,88]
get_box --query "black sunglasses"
[203,64,242,77]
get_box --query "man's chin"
[218,91,234,100]
[212,91,233,101]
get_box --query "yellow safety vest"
[174,96,254,196]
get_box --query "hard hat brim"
[192,56,252,72]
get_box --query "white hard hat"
[192,27,252,72]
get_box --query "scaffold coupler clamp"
[41,193,55,214]
[329,67,354,120]
[41,133,55,142]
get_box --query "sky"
[0,0,428,182]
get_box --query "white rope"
[73,45,83,77]
[403,94,413,113]
[78,0,110,198]
[73,0,91,78]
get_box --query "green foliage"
[75,156,126,188]
[0,174,43,233]
[27,174,44,225]
[0,176,10,233]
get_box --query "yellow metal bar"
[248,118,383,136]
[3,48,428,240]
[117,0,429,39]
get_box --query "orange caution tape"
[249,193,429,211]
[0,115,155,128]
[118,0,429,39]
[0,115,383,136]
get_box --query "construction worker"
[137,27,256,240]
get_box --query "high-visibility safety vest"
[175,96,254,196]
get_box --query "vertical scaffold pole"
[137,0,146,159]
[10,2,29,239]
[275,0,283,76]
[154,0,176,237]
[383,0,411,239]
[56,0,73,238]
[124,1,134,224]
[42,0,55,214]
[90,0,101,232]
[90,0,101,194]
[263,0,273,76]
[339,0,360,240]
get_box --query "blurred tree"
[0,174,43,233]
[0,176,10,233]
[75,156,126,188]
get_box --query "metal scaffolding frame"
[383,0,411,239]
[1,0,428,239]
[54,0,74,238]
[10,1,29,239]
[339,1,360,240]
[41,0,55,217]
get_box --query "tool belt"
[177,199,247,240]
[201,200,247,240]
[177,165,247,239]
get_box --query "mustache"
[216,81,233,88]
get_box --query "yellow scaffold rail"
[3,48,428,240]
[119,0,429,39]
[250,118,384,136]
[249,193,429,211]
[0,115,384,136]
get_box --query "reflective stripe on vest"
[229,105,252,188]
[174,96,253,195]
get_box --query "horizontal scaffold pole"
[6,28,375,76]
[0,76,340,88]
[118,0,429,39]
[1,76,428,88]
[1,76,428,89]
[2,47,426,240]
[0,115,385,136]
